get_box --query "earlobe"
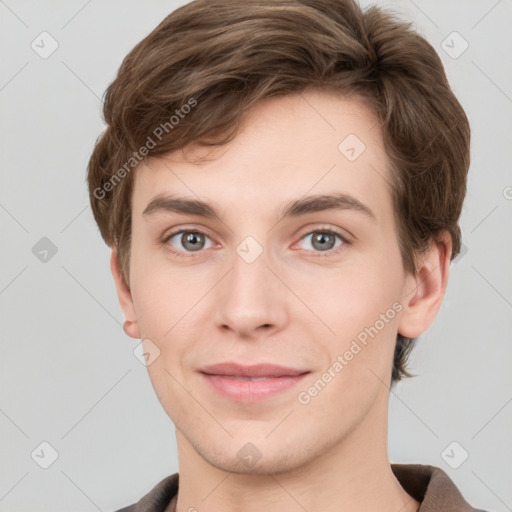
[110,248,141,339]
[397,232,452,339]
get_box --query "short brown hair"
[87,0,471,383]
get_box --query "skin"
[111,90,451,512]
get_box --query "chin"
[204,447,307,476]
[190,428,321,477]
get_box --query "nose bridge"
[232,238,270,294]
[213,233,288,335]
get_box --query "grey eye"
[299,231,344,252]
[168,231,213,252]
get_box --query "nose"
[213,245,289,339]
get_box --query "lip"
[199,362,309,378]
[198,362,310,404]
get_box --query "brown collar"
[119,464,488,512]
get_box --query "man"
[87,0,486,511]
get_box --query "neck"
[173,389,419,512]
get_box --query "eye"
[164,229,214,257]
[162,226,350,259]
[296,228,349,256]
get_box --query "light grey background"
[1,0,511,511]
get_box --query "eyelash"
[162,225,351,259]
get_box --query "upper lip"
[199,362,310,378]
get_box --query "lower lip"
[200,372,309,403]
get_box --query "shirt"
[114,464,490,512]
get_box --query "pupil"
[315,233,332,251]
[184,232,202,250]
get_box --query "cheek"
[314,257,403,380]
[306,311,398,420]
[305,260,402,338]
[134,286,186,342]
[129,240,186,336]
[132,280,164,336]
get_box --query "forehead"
[132,91,392,222]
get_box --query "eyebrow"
[142,192,376,222]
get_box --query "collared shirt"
[115,464,489,512]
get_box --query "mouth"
[213,376,280,381]
[199,362,309,378]
[198,362,310,403]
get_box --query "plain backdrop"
[1,0,511,511]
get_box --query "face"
[117,91,428,475]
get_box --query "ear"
[110,248,140,339]
[397,231,452,339]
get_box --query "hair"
[87,0,470,384]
